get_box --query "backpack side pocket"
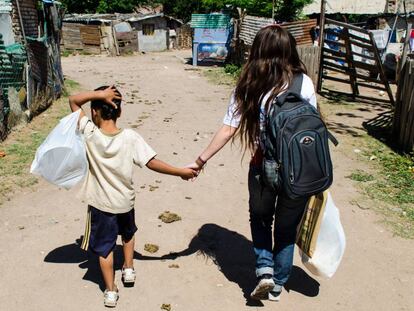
[262,159,281,191]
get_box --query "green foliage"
[274,0,314,21]
[358,139,414,223]
[61,0,314,22]
[224,63,242,78]
[348,170,375,182]
[61,0,144,13]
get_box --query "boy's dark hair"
[91,86,122,121]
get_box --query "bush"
[224,64,242,78]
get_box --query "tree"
[274,0,314,21]
[61,0,144,14]
[61,0,314,22]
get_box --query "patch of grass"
[347,170,374,182]
[61,50,72,57]
[62,79,80,97]
[355,137,414,237]
[0,79,80,205]
[224,64,242,78]
[203,67,238,86]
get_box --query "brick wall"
[11,0,38,43]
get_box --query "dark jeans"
[248,165,307,287]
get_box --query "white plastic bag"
[300,192,346,278]
[30,110,87,189]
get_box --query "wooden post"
[369,31,395,105]
[398,23,412,81]
[343,28,359,98]
[317,0,326,93]
[111,23,120,56]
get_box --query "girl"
[189,25,317,301]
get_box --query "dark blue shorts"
[81,206,137,258]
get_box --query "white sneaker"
[104,287,119,308]
[250,275,275,300]
[121,268,136,284]
[268,290,281,302]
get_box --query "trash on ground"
[168,264,180,269]
[149,185,159,191]
[161,304,171,311]
[158,211,181,223]
[144,243,159,253]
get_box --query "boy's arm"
[146,158,197,180]
[69,86,121,118]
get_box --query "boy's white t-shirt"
[223,74,317,129]
[79,116,156,214]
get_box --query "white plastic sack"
[30,110,87,189]
[301,192,346,278]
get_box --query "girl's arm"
[146,158,197,180]
[69,86,121,117]
[190,124,237,169]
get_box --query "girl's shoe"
[104,287,119,308]
[268,290,282,302]
[121,268,136,284]
[250,274,275,300]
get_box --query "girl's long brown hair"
[234,25,307,152]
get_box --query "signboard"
[197,43,228,62]
[194,28,229,44]
[193,28,231,65]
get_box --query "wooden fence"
[317,18,394,105]
[392,58,414,152]
[298,46,320,86]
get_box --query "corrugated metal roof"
[240,15,316,46]
[304,0,397,14]
[0,0,12,13]
[190,14,231,29]
[240,15,272,45]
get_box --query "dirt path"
[0,50,413,311]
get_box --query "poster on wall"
[194,28,229,43]
[197,43,228,62]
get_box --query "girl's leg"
[99,252,115,291]
[122,235,135,268]
[272,195,307,287]
[248,166,277,277]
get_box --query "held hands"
[98,86,122,108]
[179,167,199,181]
[185,158,205,181]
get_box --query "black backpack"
[261,74,338,199]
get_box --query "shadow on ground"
[44,238,166,292]
[44,223,320,306]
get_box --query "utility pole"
[317,0,327,93]
[272,0,275,21]
[319,0,326,46]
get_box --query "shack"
[0,0,63,140]
[62,13,183,55]
[190,13,233,66]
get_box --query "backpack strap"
[328,131,339,146]
[289,74,303,95]
[274,74,304,106]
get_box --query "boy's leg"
[99,252,116,291]
[122,235,135,269]
[118,209,138,284]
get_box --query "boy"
[69,86,196,307]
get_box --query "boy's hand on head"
[98,86,122,108]
[180,168,198,181]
